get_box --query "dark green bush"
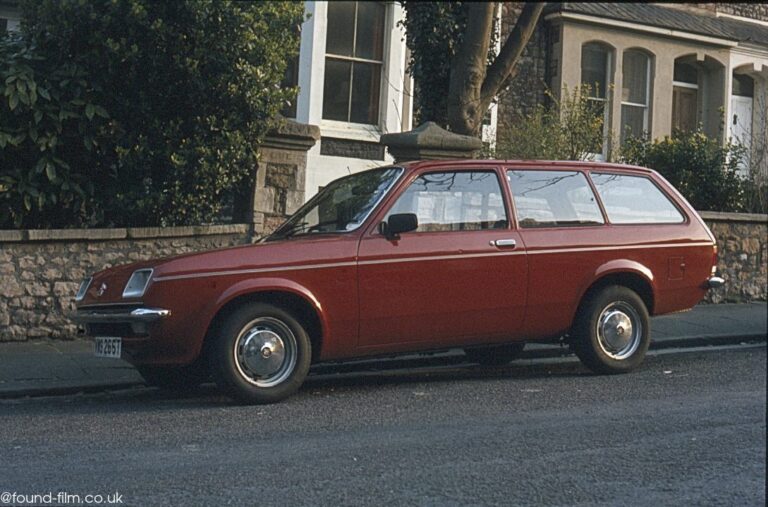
[1,0,303,228]
[621,129,748,212]
[0,34,113,228]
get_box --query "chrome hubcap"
[596,302,642,360]
[234,317,297,387]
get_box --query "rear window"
[507,170,604,228]
[590,173,685,224]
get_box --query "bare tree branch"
[446,2,545,137]
[482,3,545,102]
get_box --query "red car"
[73,160,723,404]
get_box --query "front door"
[357,169,528,351]
[730,95,753,175]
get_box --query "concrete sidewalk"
[0,302,765,399]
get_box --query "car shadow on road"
[1,355,595,415]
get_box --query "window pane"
[621,104,646,143]
[581,44,608,99]
[350,62,380,124]
[586,99,606,154]
[507,170,604,228]
[387,172,508,233]
[323,59,351,121]
[732,74,754,98]
[326,1,355,56]
[280,55,299,118]
[355,2,385,60]
[622,51,648,104]
[590,173,684,224]
[270,168,403,239]
[673,61,698,85]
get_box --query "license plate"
[94,337,122,358]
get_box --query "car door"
[356,168,528,351]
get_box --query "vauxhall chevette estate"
[73,160,724,404]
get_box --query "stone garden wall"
[701,212,768,303]
[0,225,251,341]
[0,212,764,342]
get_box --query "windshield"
[266,167,403,241]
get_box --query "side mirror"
[380,213,418,240]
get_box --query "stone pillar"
[379,121,484,163]
[252,119,320,238]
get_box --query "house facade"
[286,1,412,197]
[499,2,768,177]
[4,2,766,196]
[0,0,20,33]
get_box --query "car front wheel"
[209,303,312,404]
[571,285,650,374]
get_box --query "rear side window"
[507,170,604,228]
[590,173,685,224]
[386,171,508,232]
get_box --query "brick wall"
[0,225,251,341]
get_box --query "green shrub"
[2,0,303,228]
[0,34,113,228]
[620,129,747,212]
[491,85,608,161]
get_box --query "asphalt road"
[1,345,765,507]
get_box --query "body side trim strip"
[153,241,713,282]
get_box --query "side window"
[507,170,604,228]
[386,171,508,233]
[590,173,685,224]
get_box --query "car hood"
[77,234,358,306]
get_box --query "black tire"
[208,302,312,404]
[464,342,525,366]
[136,363,209,392]
[570,285,650,374]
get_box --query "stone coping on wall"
[699,211,768,223]
[0,224,251,243]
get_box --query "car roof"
[399,159,654,175]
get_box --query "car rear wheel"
[571,285,650,374]
[209,302,311,404]
[464,342,525,366]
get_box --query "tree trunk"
[447,2,546,137]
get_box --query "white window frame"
[321,1,387,129]
[620,51,652,142]
[581,43,613,161]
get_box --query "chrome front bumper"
[706,276,725,289]
[72,307,171,324]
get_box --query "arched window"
[581,43,612,157]
[621,50,652,144]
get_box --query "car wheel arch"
[574,265,656,324]
[202,281,326,363]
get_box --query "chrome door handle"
[490,239,516,248]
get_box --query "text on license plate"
[94,337,122,358]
